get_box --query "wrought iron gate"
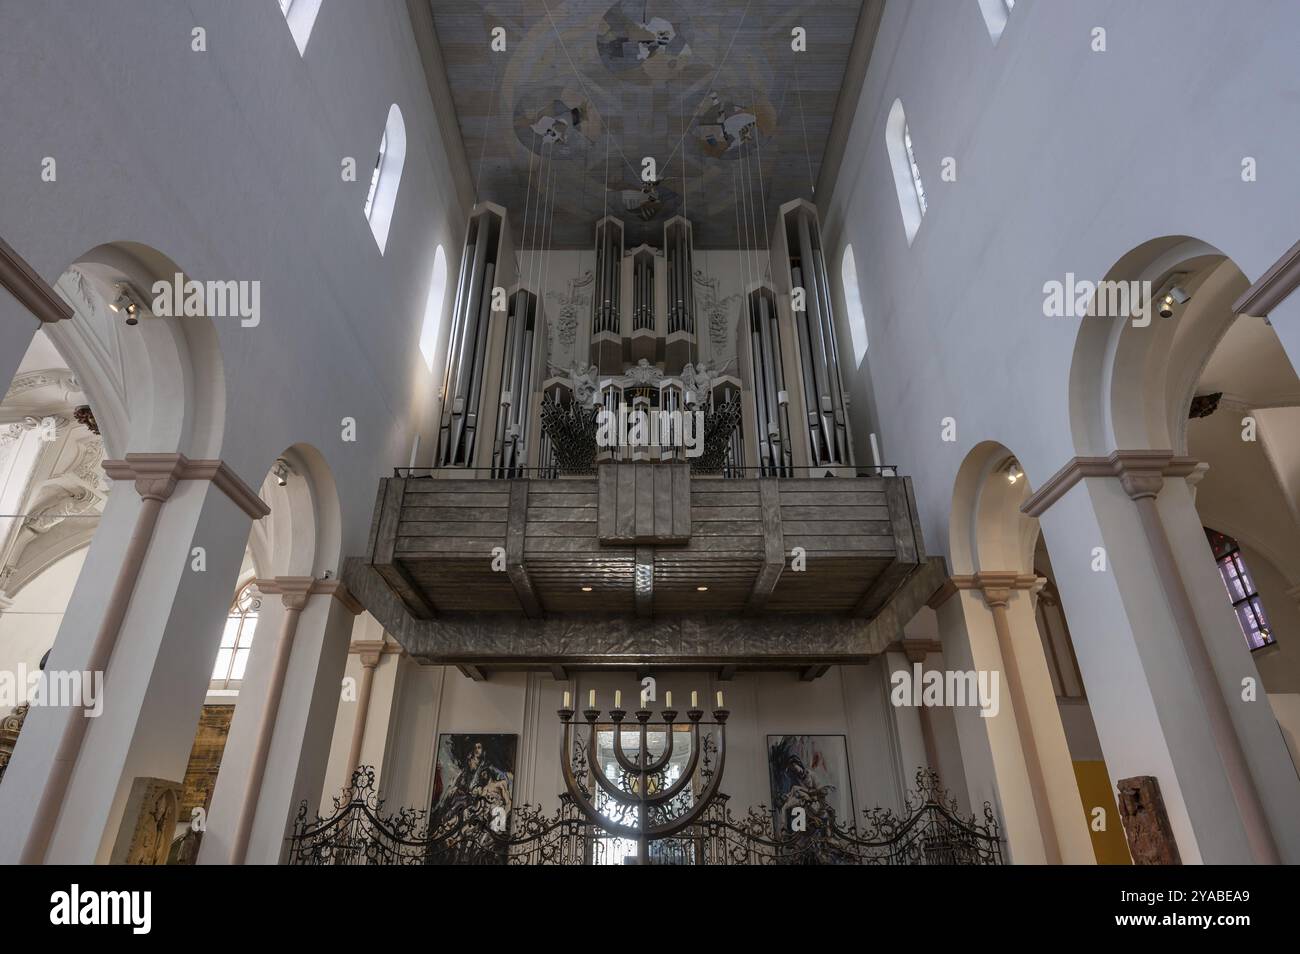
[287,767,1002,866]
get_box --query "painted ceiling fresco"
[430,0,863,247]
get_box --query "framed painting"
[430,733,518,832]
[766,734,854,835]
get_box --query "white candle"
[615,689,622,708]
[691,690,698,709]
[640,688,649,708]
[563,690,571,708]
[665,691,672,708]
[716,690,724,708]
[588,689,596,709]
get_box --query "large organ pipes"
[632,251,654,331]
[493,288,537,476]
[775,200,852,471]
[748,288,792,477]
[439,204,512,468]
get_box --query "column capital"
[952,571,1043,609]
[102,453,270,518]
[254,576,363,614]
[1020,450,1202,516]
[353,640,385,668]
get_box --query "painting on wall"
[766,735,854,835]
[431,734,518,833]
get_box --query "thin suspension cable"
[516,131,540,277]
[791,55,816,196]
[539,0,641,183]
[662,0,755,171]
[749,80,772,281]
[474,45,505,203]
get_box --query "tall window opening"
[364,104,407,254]
[212,582,261,690]
[977,0,1015,43]
[885,99,926,245]
[1205,528,1277,651]
[840,244,868,364]
[278,0,322,55]
[419,245,449,372]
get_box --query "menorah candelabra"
[558,695,728,865]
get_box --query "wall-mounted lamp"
[107,283,143,325]
[272,458,293,487]
[1005,460,1023,484]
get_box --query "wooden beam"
[371,477,437,619]
[745,478,785,614]
[852,477,921,618]
[0,234,73,326]
[505,480,544,617]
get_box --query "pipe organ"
[590,216,624,373]
[771,199,854,475]
[663,216,696,370]
[435,198,858,481]
[438,202,517,469]
[492,287,541,477]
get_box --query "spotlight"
[581,586,593,592]
[1159,295,1174,319]
[109,284,141,325]
[272,458,292,487]
[1006,461,1022,484]
[696,585,709,592]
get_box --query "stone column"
[200,579,361,865]
[901,641,941,772]
[1117,458,1283,864]
[949,573,1094,865]
[0,453,268,864]
[345,643,383,782]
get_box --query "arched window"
[977,0,1015,43]
[1204,528,1277,651]
[364,104,407,254]
[212,582,261,689]
[885,99,926,245]
[419,245,449,372]
[840,244,868,364]
[278,0,323,55]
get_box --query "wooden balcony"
[344,464,947,675]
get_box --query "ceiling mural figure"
[433,0,860,246]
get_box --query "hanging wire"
[791,54,816,196]
[749,79,773,281]
[662,0,755,171]
[517,130,540,278]
[474,42,505,204]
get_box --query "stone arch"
[45,240,225,460]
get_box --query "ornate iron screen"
[287,767,1002,866]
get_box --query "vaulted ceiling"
[429,0,865,248]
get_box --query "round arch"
[46,241,226,460]
[949,439,1038,576]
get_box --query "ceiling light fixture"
[108,283,142,325]
[696,585,709,592]
[581,586,593,592]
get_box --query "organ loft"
[348,197,945,676]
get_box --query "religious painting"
[766,735,853,836]
[431,734,517,834]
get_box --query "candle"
[588,689,596,709]
[641,688,650,708]
[691,690,698,709]
[615,689,622,708]
[716,690,724,709]
[563,690,571,708]
[665,691,672,708]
